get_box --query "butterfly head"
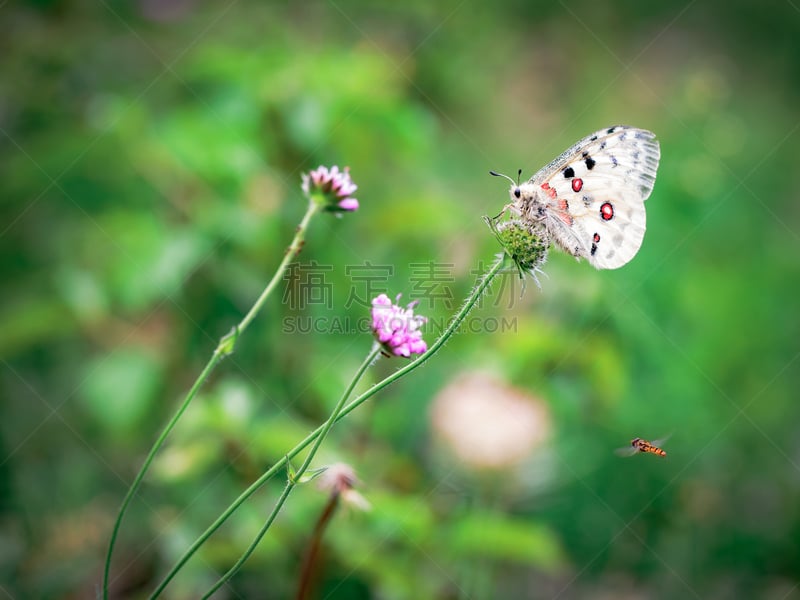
[489,169,523,199]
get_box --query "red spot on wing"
[572,178,583,192]
[556,212,573,226]
[600,202,614,221]
[541,182,557,199]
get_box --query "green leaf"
[217,326,239,357]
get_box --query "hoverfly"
[615,435,669,458]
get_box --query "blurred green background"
[1,0,799,598]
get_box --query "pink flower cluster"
[371,294,428,358]
[301,165,359,212]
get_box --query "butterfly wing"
[528,126,660,269]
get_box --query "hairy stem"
[197,344,381,599]
[152,256,505,597]
[103,201,320,598]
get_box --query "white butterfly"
[493,126,660,269]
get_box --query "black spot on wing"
[562,166,575,179]
[585,156,595,170]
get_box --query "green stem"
[151,256,505,597]
[103,352,221,598]
[238,202,320,334]
[198,344,381,599]
[103,201,320,599]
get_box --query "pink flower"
[371,294,428,358]
[301,165,359,212]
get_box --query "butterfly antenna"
[516,169,522,186]
[489,170,517,186]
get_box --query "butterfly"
[614,435,670,458]
[492,126,660,269]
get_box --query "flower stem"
[103,201,320,599]
[197,344,381,599]
[152,256,504,597]
[238,202,320,334]
[295,490,340,600]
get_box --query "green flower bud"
[485,217,549,284]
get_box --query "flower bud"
[317,463,370,511]
[486,217,549,282]
[301,165,359,212]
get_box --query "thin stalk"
[103,201,320,598]
[237,202,319,334]
[152,256,505,597]
[197,344,381,599]
[103,352,221,598]
[295,490,340,600]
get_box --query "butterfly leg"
[488,202,516,221]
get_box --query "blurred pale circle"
[430,371,551,470]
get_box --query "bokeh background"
[2,0,799,598]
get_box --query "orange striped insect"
[615,436,669,458]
